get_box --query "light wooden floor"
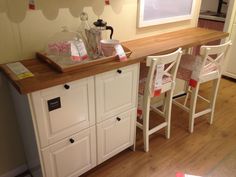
[82,78,236,177]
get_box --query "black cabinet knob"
[116,117,121,121]
[69,138,75,144]
[64,84,70,90]
[117,69,122,74]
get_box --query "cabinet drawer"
[30,77,95,148]
[95,64,139,123]
[42,126,96,177]
[96,109,136,164]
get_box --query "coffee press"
[79,12,114,59]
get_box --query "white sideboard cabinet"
[9,63,139,177]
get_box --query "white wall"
[223,0,236,78]
[0,0,202,64]
[0,0,202,175]
[0,73,26,175]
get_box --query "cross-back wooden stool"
[174,41,232,133]
[137,48,182,152]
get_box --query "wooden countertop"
[0,27,228,94]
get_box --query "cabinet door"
[198,19,224,45]
[195,19,225,55]
[42,126,96,177]
[96,109,136,164]
[30,77,95,148]
[95,64,139,122]
[198,19,207,28]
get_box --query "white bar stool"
[137,48,182,152]
[174,41,232,133]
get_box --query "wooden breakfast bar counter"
[0,27,229,94]
[0,27,229,177]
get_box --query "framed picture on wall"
[138,0,196,27]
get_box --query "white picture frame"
[138,0,196,27]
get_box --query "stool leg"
[143,96,151,152]
[189,83,200,133]
[209,78,221,124]
[162,93,167,113]
[184,85,190,106]
[165,90,173,139]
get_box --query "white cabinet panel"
[96,109,136,164]
[26,64,139,176]
[95,64,139,122]
[225,24,236,79]
[30,77,95,147]
[42,126,96,177]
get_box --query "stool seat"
[136,48,182,152]
[138,75,172,95]
[177,54,218,82]
[137,75,172,117]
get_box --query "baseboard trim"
[0,164,28,177]
[173,91,186,99]
[223,72,236,80]
[222,75,236,82]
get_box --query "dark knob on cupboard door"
[69,138,75,144]
[64,84,70,90]
[117,69,122,74]
[116,117,121,121]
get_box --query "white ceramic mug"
[100,39,119,57]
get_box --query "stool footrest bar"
[148,122,168,135]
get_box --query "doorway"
[195,0,236,79]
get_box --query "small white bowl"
[100,39,120,57]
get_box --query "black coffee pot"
[93,19,114,39]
